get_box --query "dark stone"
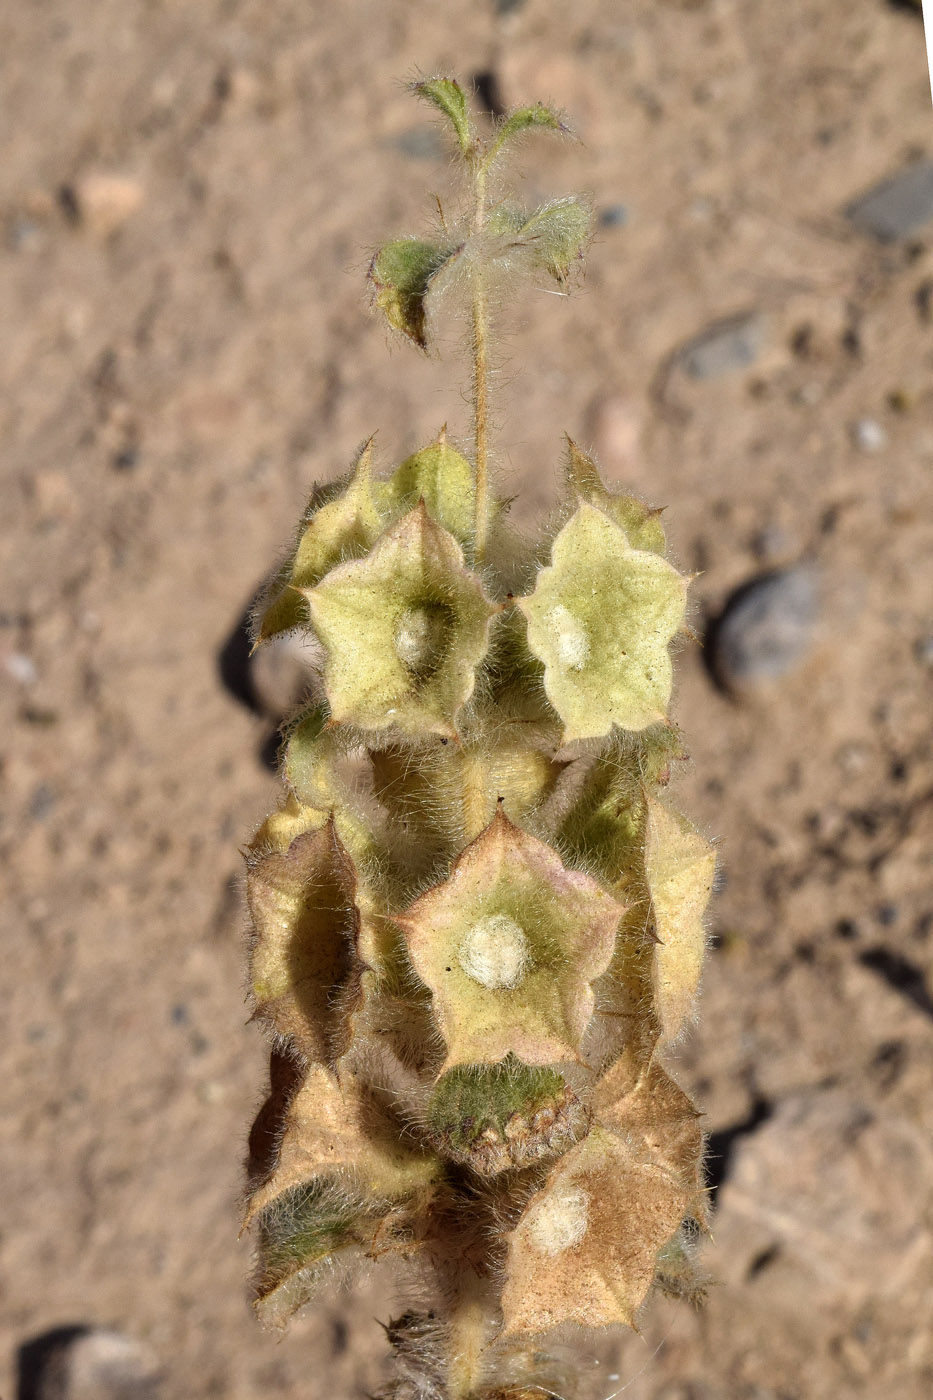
[598,203,630,228]
[845,161,933,242]
[707,566,819,689]
[17,1328,162,1400]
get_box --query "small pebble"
[26,1328,162,1400]
[751,524,796,565]
[680,312,765,380]
[851,418,887,453]
[7,216,46,252]
[66,172,145,238]
[5,651,38,685]
[709,566,819,689]
[845,160,933,242]
[914,636,933,667]
[29,783,57,821]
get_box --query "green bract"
[517,500,688,743]
[381,428,477,546]
[369,238,457,349]
[303,503,498,738]
[256,438,385,643]
[566,439,667,554]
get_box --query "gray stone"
[31,1329,162,1400]
[914,635,933,668]
[680,313,764,379]
[710,566,819,688]
[845,161,933,242]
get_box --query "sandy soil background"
[3,2,933,1398]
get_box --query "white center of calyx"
[458,913,530,990]
[394,604,447,674]
[547,604,590,671]
[527,1182,589,1256]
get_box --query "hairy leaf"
[411,76,472,154]
[486,103,568,167]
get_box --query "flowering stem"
[470,158,490,566]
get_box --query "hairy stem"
[470,159,490,565]
[445,1279,491,1400]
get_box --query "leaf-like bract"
[487,103,568,168]
[370,239,457,349]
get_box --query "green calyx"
[426,1058,590,1176]
[256,438,384,644]
[380,428,477,547]
[517,501,688,743]
[303,503,499,738]
[565,440,667,554]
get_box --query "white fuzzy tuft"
[547,604,590,671]
[395,606,436,669]
[527,1182,589,1256]
[458,913,530,990]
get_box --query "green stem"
[470,159,490,566]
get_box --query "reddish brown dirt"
[2,3,932,1399]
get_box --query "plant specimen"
[243,76,716,1400]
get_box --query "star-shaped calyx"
[517,501,688,743]
[395,809,624,1069]
[303,503,498,738]
[501,1045,704,1336]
